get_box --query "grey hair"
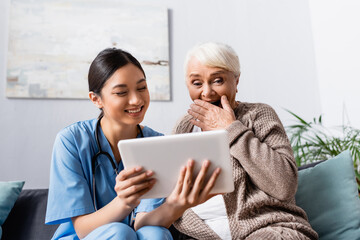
[184,42,241,77]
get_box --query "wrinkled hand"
[114,166,155,210]
[165,159,221,212]
[188,95,236,131]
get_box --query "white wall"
[309,0,360,128]
[1,0,348,189]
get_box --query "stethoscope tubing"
[91,117,143,210]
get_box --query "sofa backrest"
[1,189,58,240]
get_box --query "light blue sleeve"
[45,129,95,225]
[134,198,165,214]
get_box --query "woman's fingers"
[189,160,221,203]
[114,167,156,208]
[187,109,205,122]
[200,167,221,199]
[189,97,236,131]
[182,160,222,206]
[188,100,221,130]
[115,167,155,196]
[190,118,206,130]
[166,159,222,211]
[119,178,156,199]
[190,160,210,196]
[116,166,143,181]
[220,95,233,112]
[173,166,186,195]
[193,99,212,109]
[118,171,153,190]
[182,159,195,196]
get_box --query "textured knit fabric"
[172,102,318,240]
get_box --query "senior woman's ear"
[235,75,240,93]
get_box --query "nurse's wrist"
[162,200,187,221]
[111,196,136,216]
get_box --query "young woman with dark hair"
[45,48,220,240]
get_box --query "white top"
[191,125,232,240]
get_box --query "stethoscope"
[91,116,144,210]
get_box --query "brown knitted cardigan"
[172,102,318,240]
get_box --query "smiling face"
[92,63,150,126]
[186,56,239,108]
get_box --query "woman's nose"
[128,91,142,105]
[201,84,214,98]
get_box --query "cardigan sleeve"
[226,104,298,201]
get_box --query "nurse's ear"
[89,91,103,109]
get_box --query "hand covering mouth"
[210,100,221,107]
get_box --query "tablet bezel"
[118,130,234,199]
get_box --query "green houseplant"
[285,110,360,193]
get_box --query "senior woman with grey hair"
[172,42,318,240]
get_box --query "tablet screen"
[118,130,234,199]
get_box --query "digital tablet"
[118,130,234,199]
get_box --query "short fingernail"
[188,159,194,166]
[203,160,210,167]
[146,170,153,176]
[135,166,142,171]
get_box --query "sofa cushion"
[0,181,25,238]
[295,150,360,240]
[1,189,58,240]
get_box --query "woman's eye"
[192,80,202,87]
[138,86,147,91]
[115,91,127,96]
[213,78,224,84]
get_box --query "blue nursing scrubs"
[45,119,165,240]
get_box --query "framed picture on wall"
[6,0,170,100]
